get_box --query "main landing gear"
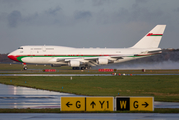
[72,67,80,70]
[72,67,91,70]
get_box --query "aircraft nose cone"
[8,55,19,62]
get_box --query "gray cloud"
[130,3,164,22]
[175,7,179,12]
[5,6,92,28]
[7,6,65,27]
[74,11,92,20]
[135,0,148,4]
[0,0,22,6]
[92,0,114,6]
[105,2,165,25]
[94,0,170,26]
[0,0,179,53]
[7,10,22,28]
[75,0,84,3]
[45,6,62,16]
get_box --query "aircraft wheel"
[23,66,28,70]
[72,67,80,70]
[87,66,91,69]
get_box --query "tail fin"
[131,25,166,48]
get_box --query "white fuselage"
[8,45,161,67]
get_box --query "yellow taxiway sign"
[61,97,113,111]
[61,97,85,111]
[130,97,153,111]
[86,97,113,111]
[116,97,154,111]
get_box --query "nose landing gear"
[23,63,28,70]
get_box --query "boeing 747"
[8,25,166,70]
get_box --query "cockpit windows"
[18,47,23,49]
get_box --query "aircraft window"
[18,47,23,49]
[46,48,54,50]
[34,48,42,50]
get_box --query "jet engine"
[68,60,80,67]
[97,58,109,65]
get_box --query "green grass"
[0,76,179,102]
[0,108,179,113]
[0,63,72,71]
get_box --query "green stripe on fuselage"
[17,55,99,62]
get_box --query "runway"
[0,113,179,120]
[0,73,179,76]
[0,74,111,76]
[0,84,78,109]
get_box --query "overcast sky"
[0,0,179,53]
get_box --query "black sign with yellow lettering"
[116,98,130,111]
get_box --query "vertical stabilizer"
[131,25,166,48]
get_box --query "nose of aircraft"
[8,54,19,62]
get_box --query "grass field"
[0,63,72,71]
[0,76,179,102]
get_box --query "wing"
[48,55,124,66]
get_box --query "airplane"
[8,25,166,70]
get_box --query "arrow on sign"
[90,101,96,108]
[142,102,149,108]
[66,102,73,107]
